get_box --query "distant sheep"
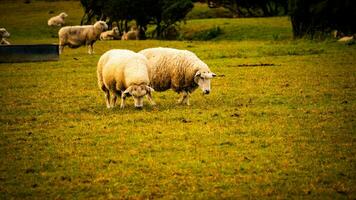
[0,28,10,45]
[338,35,354,42]
[58,21,108,54]
[139,47,216,105]
[48,12,68,27]
[121,30,139,40]
[97,49,155,109]
[100,27,119,40]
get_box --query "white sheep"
[48,12,68,27]
[0,28,10,45]
[97,49,155,109]
[58,21,108,54]
[139,47,216,105]
[100,27,119,40]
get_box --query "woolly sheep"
[97,49,155,109]
[100,27,119,40]
[48,12,68,27]
[139,47,216,105]
[58,21,108,54]
[0,28,10,45]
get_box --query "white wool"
[139,47,216,105]
[97,49,154,108]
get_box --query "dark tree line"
[80,0,356,39]
[206,0,288,17]
[80,0,193,39]
[289,0,356,38]
[206,0,356,38]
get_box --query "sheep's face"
[194,70,216,95]
[94,21,108,32]
[0,28,10,38]
[112,27,119,35]
[123,85,154,108]
[60,12,68,18]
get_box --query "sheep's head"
[94,21,108,32]
[194,70,216,95]
[122,84,154,109]
[60,12,68,18]
[0,28,10,38]
[112,27,119,35]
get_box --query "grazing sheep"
[48,12,68,27]
[97,49,155,109]
[100,27,119,40]
[139,47,216,105]
[0,28,10,45]
[58,21,108,54]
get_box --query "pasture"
[1,0,355,199]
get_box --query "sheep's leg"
[182,91,190,106]
[178,91,190,105]
[112,95,117,107]
[87,41,95,54]
[112,91,121,107]
[101,85,111,108]
[87,44,93,54]
[59,45,64,54]
[120,94,127,109]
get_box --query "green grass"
[1,1,356,199]
[186,2,233,19]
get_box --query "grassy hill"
[1,0,355,199]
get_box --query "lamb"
[97,49,155,109]
[48,12,68,27]
[100,27,119,40]
[58,21,108,54]
[138,47,216,105]
[0,28,11,45]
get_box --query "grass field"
[1,0,356,199]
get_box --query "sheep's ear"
[195,71,201,77]
[123,86,132,96]
[146,86,154,93]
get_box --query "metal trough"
[0,44,59,63]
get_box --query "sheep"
[48,12,68,27]
[121,30,139,40]
[338,35,354,42]
[0,28,10,45]
[100,27,119,40]
[97,49,155,109]
[58,21,108,54]
[138,47,216,106]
